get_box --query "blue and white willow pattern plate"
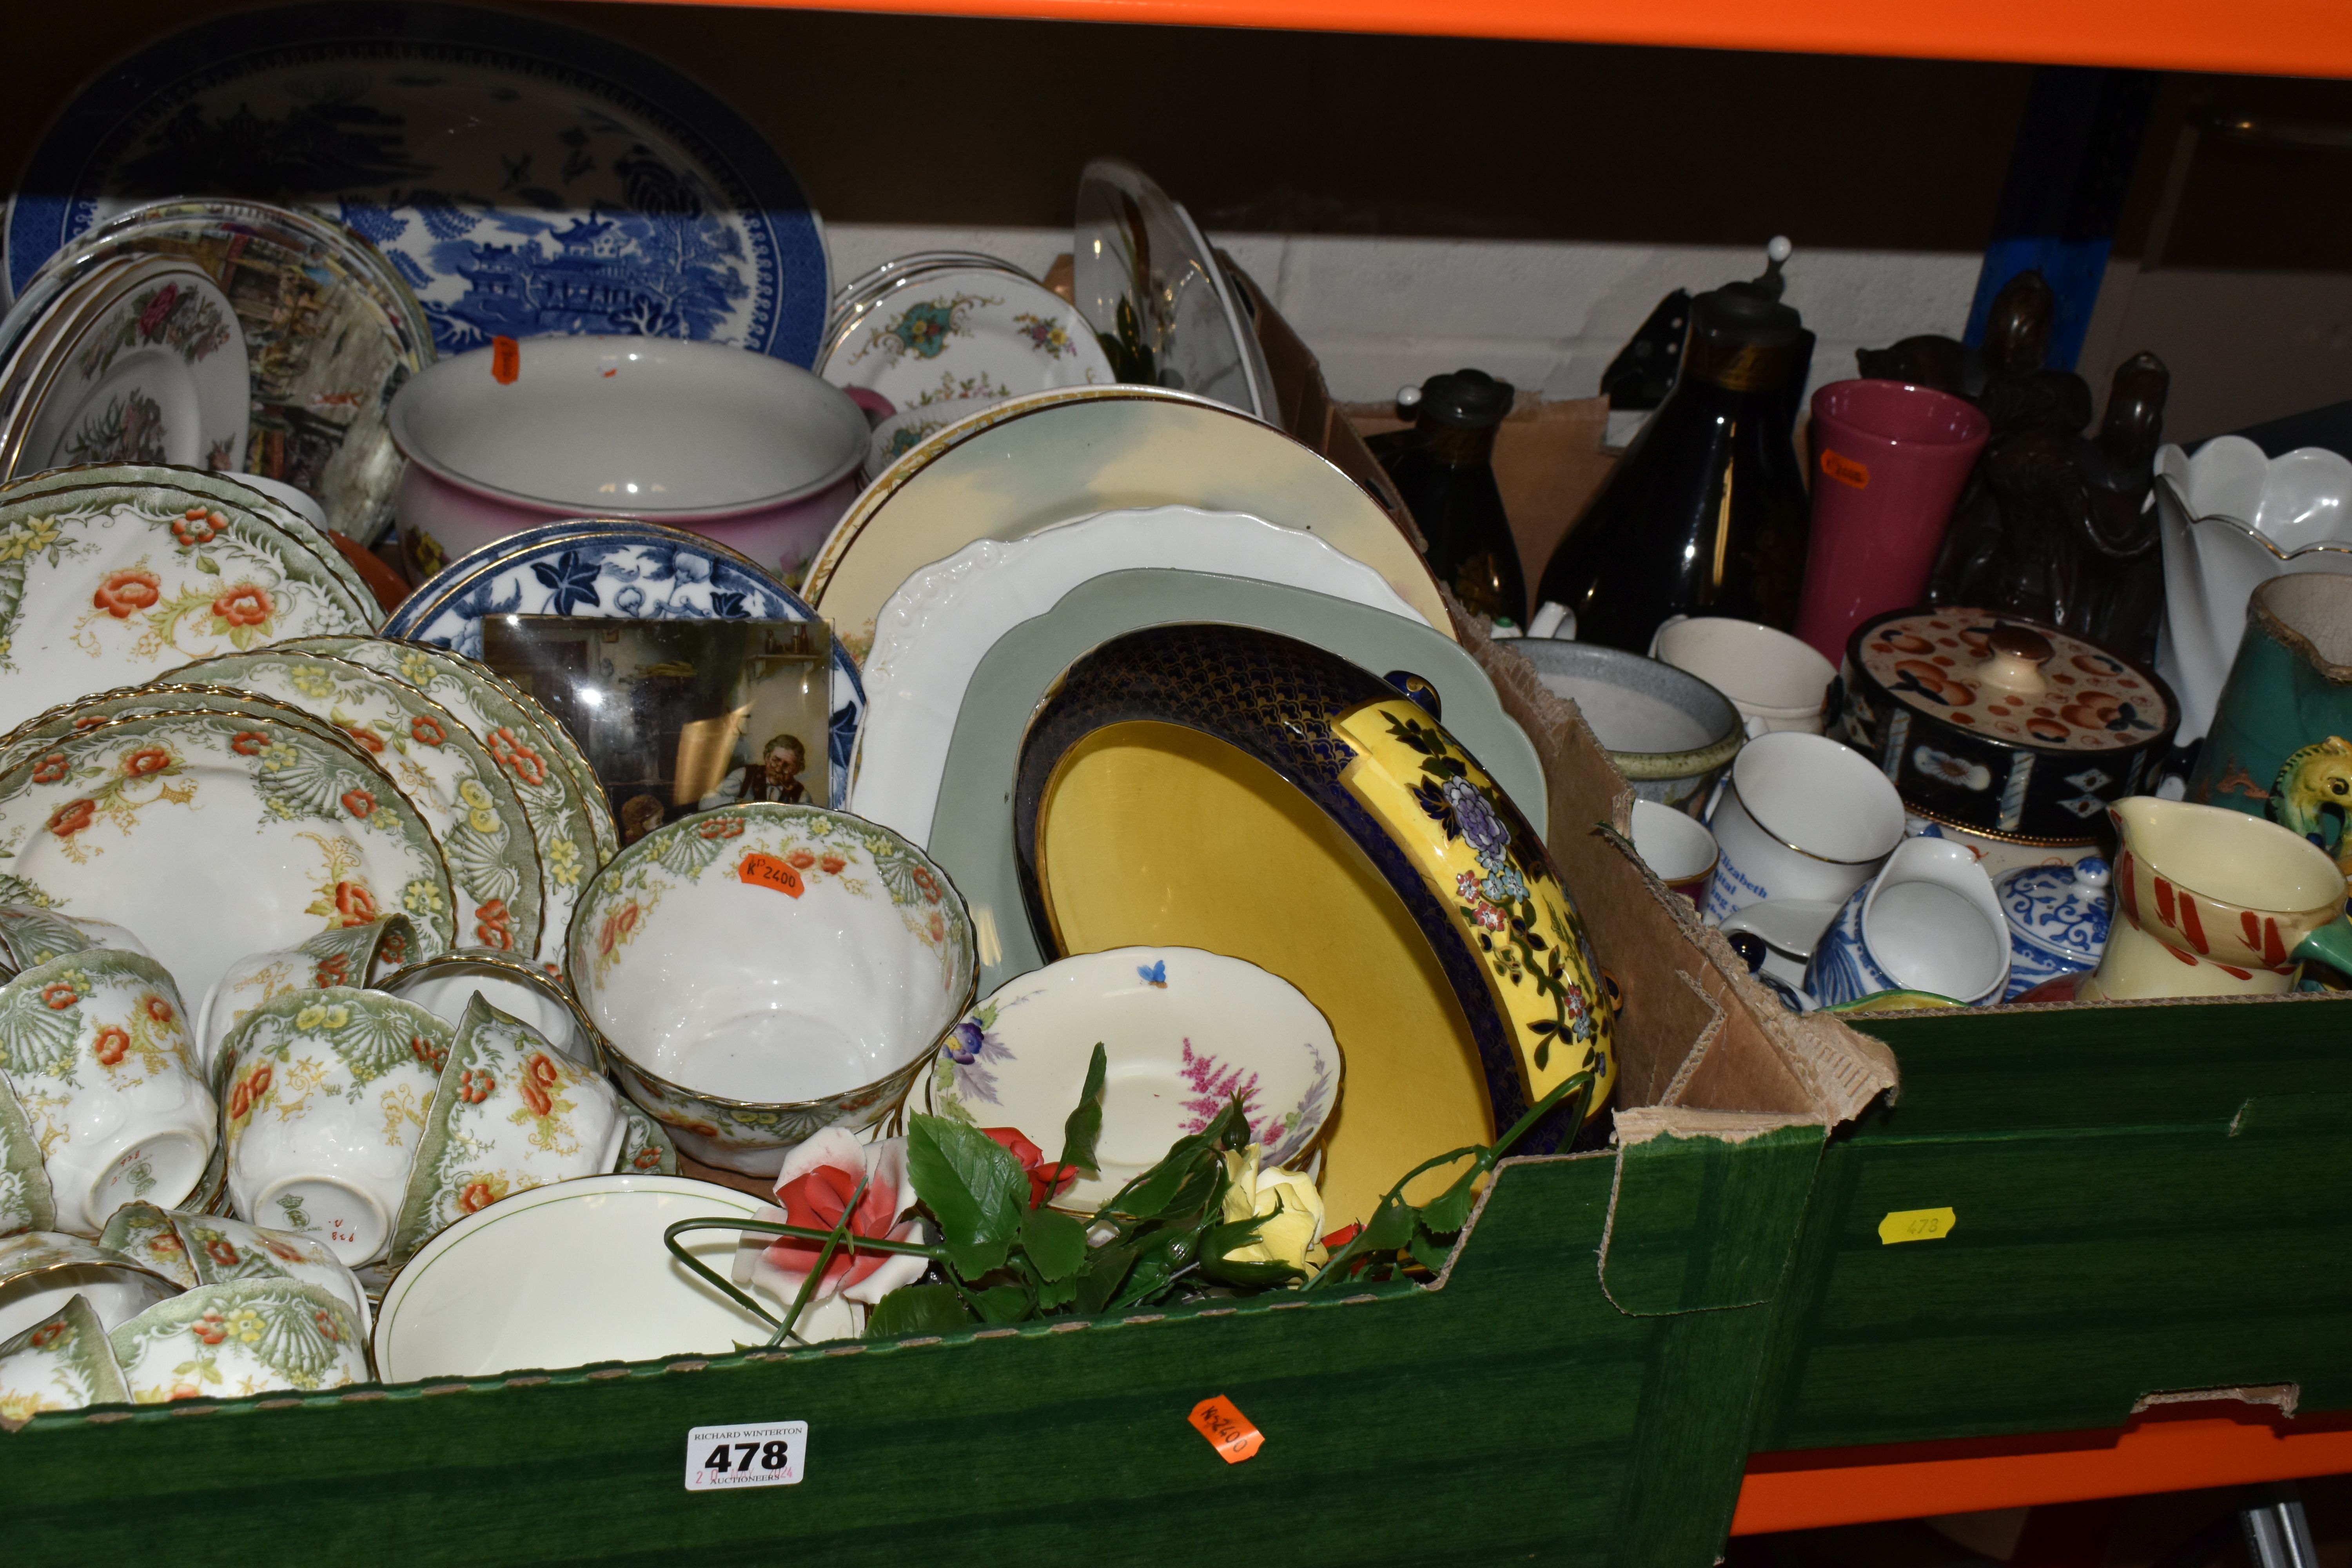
[384,521,865,805]
[7,4,828,365]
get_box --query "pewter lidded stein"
[1536,253,1813,652]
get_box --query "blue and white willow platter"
[8,4,828,365]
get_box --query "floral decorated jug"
[2083,797,2352,1001]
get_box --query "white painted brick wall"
[828,223,1981,406]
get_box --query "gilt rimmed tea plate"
[11,4,828,366]
[382,520,866,804]
[4,465,382,625]
[161,651,548,964]
[0,483,376,736]
[279,635,617,873]
[802,385,1452,659]
[925,568,1547,997]
[0,684,323,780]
[7,192,431,543]
[0,708,456,1010]
[818,264,1111,417]
[10,258,250,480]
[1013,624,1613,1225]
[922,946,1339,1213]
[849,506,1430,848]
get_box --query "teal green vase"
[2188,573,2352,898]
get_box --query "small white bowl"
[568,804,976,1173]
[372,1174,855,1381]
[389,335,869,581]
[922,946,1341,1211]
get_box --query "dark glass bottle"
[1534,285,1814,652]
[1371,368,1528,627]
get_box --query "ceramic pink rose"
[732,1128,927,1307]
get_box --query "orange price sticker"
[1820,448,1869,490]
[738,852,805,898]
[491,335,521,385]
[1188,1396,1264,1464]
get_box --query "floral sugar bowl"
[1838,608,2178,845]
[1996,857,2112,1000]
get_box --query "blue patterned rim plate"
[7,3,827,365]
[382,519,865,805]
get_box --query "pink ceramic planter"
[1795,379,1989,663]
[393,461,857,586]
[389,336,867,585]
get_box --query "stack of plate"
[0,250,250,483]
[799,379,1615,1223]
[820,254,1114,480]
[8,199,434,544]
[0,461,621,1007]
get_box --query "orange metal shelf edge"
[1733,1406,2352,1535]
[585,0,2352,76]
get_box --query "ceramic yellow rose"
[1218,1148,1328,1278]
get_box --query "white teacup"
[1653,615,1837,739]
[194,916,417,1076]
[386,994,628,1269]
[1628,799,1720,908]
[0,1231,183,1343]
[1804,837,2012,1006]
[220,987,454,1267]
[378,948,599,1069]
[0,951,216,1236]
[0,904,151,981]
[1705,731,1905,924]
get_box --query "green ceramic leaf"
[1020,1206,1087,1284]
[1075,1241,1137,1316]
[906,1114,1026,1250]
[1057,1043,1106,1178]
[864,1282,970,1339]
[970,1284,1029,1324]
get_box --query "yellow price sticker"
[1878,1207,1957,1245]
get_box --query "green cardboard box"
[2,609,1891,1566]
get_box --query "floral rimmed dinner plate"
[0,683,325,780]
[0,483,377,736]
[381,520,867,806]
[279,635,617,882]
[9,258,250,480]
[16,198,434,541]
[922,946,1339,1213]
[849,506,1430,849]
[3,465,382,628]
[161,652,548,965]
[818,263,1112,419]
[9,4,829,366]
[802,384,1453,660]
[0,708,456,1011]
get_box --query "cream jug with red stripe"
[2082,797,2352,1000]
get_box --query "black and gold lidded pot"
[1836,607,2178,844]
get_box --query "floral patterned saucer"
[7,258,249,481]
[161,651,548,964]
[2,465,381,630]
[0,482,376,737]
[0,708,456,1013]
[819,263,1112,421]
[922,946,1339,1213]
[281,635,617,869]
